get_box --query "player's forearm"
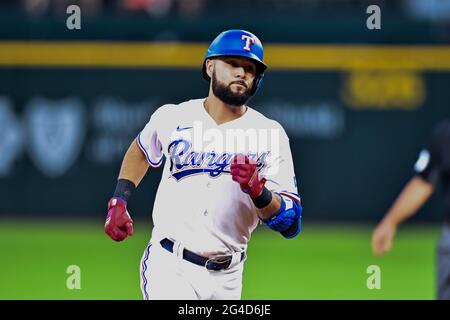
[118,138,150,187]
[256,191,282,220]
[382,176,434,226]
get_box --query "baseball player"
[104,29,303,300]
[372,119,450,299]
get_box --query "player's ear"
[205,59,214,79]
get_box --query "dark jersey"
[414,120,450,222]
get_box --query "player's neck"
[203,95,247,126]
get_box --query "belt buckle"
[205,255,232,271]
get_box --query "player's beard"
[211,70,253,107]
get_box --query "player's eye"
[227,60,238,67]
[244,66,255,73]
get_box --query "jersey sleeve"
[414,123,446,185]
[136,106,165,168]
[263,122,301,203]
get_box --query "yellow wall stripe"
[0,41,449,70]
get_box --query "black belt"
[160,238,246,271]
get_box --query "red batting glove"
[230,154,267,198]
[104,198,134,242]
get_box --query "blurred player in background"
[372,120,450,300]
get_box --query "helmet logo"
[241,35,255,52]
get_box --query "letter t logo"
[241,35,255,51]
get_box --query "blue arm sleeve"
[260,192,302,239]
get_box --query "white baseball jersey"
[137,98,299,257]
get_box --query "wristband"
[113,179,136,202]
[251,187,272,209]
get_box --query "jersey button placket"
[203,178,213,219]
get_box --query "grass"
[0,219,440,300]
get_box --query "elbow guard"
[261,192,302,239]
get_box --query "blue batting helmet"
[202,29,267,94]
